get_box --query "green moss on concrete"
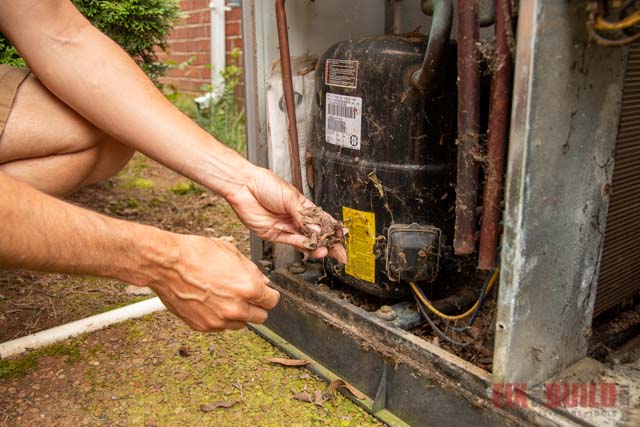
[0,341,81,379]
[81,315,382,426]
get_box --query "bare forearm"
[0,171,174,285]
[0,0,255,197]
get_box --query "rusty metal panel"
[595,44,640,316]
[494,1,626,386]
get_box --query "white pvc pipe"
[0,297,166,359]
[210,0,227,93]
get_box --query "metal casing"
[310,34,457,298]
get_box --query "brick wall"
[157,0,243,96]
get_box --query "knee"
[83,136,135,185]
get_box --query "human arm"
[0,171,279,331]
[0,0,346,260]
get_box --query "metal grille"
[594,44,640,316]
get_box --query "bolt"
[375,305,397,321]
[258,259,273,273]
[288,262,306,275]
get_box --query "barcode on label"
[327,116,346,133]
[328,102,357,119]
[325,93,362,150]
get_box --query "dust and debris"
[200,400,242,412]
[292,390,313,403]
[299,206,346,256]
[327,379,367,400]
[367,171,385,198]
[267,357,311,367]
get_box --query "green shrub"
[0,0,183,82]
[168,48,246,153]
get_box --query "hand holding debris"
[225,167,348,263]
[298,206,348,264]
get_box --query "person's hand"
[145,234,280,332]
[224,167,347,263]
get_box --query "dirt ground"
[0,155,381,426]
[0,312,380,426]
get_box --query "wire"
[412,293,472,347]
[595,11,640,31]
[409,266,500,322]
[587,20,640,46]
[587,1,640,46]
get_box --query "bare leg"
[0,74,134,197]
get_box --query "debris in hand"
[328,379,367,400]
[200,400,241,412]
[267,357,311,367]
[299,206,348,263]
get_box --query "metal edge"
[249,323,410,427]
[242,0,268,263]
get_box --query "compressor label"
[325,59,359,89]
[342,207,376,283]
[326,93,362,150]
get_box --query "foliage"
[0,36,25,67]
[0,0,183,82]
[167,48,247,153]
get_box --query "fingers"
[249,281,280,310]
[310,246,329,259]
[329,244,349,265]
[245,304,269,324]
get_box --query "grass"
[0,341,82,379]
[122,177,155,190]
[170,181,204,196]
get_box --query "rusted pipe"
[275,0,303,192]
[412,0,453,92]
[478,0,513,270]
[453,0,481,255]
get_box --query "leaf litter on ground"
[267,357,311,367]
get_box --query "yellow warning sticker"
[343,207,376,283]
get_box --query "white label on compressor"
[325,93,362,150]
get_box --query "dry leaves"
[299,207,345,253]
[292,391,313,403]
[313,390,325,407]
[199,400,241,412]
[267,357,311,367]
[328,379,367,400]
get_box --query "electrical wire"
[412,293,472,347]
[587,0,640,46]
[587,19,640,46]
[409,266,500,322]
[595,11,640,31]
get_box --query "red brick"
[185,10,210,24]
[225,37,242,52]
[226,7,242,20]
[225,21,241,36]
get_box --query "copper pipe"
[453,0,480,255]
[275,0,303,192]
[411,0,453,92]
[478,0,513,270]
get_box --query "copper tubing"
[275,0,303,192]
[478,0,513,270]
[453,0,480,255]
[411,0,454,92]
